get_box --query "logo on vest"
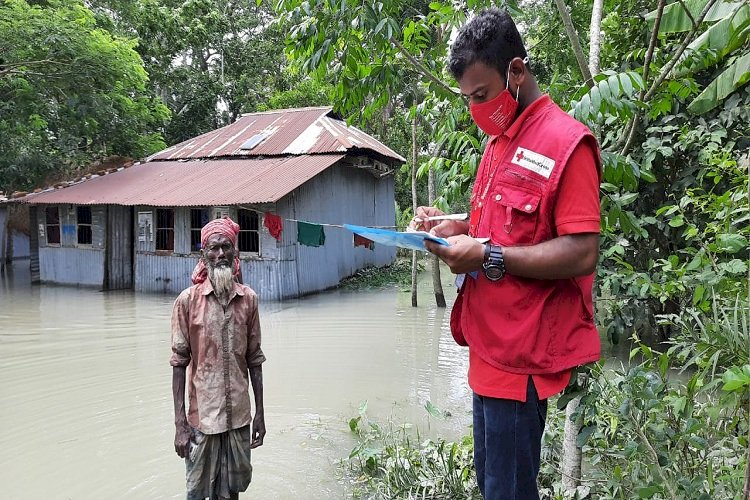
[510,147,555,178]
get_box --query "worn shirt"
[170,280,266,435]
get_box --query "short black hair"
[448,8,528,81]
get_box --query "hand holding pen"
[410,207,469,238]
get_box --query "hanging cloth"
[263,212,283,241]
[353,234,374,250]
[297,221,325,247]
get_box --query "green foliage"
[91,0,291,144]
[643,0,750,114]
[689,50,750,114]
[569,71,644,125]
[257,77,333,111]
[344,401,479,499]
[0,0,169,192]
[539,341,747,498]
[339,257,424,290]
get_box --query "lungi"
[186,426,253,500]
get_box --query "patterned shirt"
[170,280,266,434]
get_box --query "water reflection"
[0,262,471,499]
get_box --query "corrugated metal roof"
[149,107,406,163]
[18,155,345,206]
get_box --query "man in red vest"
[416,8,601,499]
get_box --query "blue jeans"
[473,379,548,500]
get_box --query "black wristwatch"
[483,244,506,281]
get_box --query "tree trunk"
[1,210,7,273]
[561,394,583,493]
[588,0,603,76]
[744,152,750,500]
[411,113,419,307]
[428,167,446,307]
[553,0,594,88]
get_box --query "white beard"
[208,264,234,300]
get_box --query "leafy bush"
[342,401,479,499]
[539,338,748,499]
[339,257,425,290]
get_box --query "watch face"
[484,264,504,281]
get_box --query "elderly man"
[170,216,266,500]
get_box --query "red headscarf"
[191,216,242,284]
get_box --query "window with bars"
[45,206,60,245]
[155,209,174,251]
[190,208,209,252]
[77,206,92,245]
[237,209,259,253]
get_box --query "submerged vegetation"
[339,257,426,290]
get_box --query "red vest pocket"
[489,184,542,246]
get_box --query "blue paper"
[344,224,450,252]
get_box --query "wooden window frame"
[76,206,93,246]
[237,209,260,254]
[45,206,61,246]
[155,208,175,252]
[190,208,209,253]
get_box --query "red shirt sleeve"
[554,141,601,236]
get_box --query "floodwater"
[0,262,473,499]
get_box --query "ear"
[508,57,527,89]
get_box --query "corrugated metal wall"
[133,203,301,300]
[35,204,106,287]
[39,247,105,286]
[277,162,396,297]
[135,253,195,294]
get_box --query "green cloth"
[297,221,325,247]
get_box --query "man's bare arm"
[425,233,599,279]
[172,366,191,458]
[248,364,265,449]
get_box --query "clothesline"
[237,205,403,230]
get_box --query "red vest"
[453,96,601,375]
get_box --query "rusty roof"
[18,155,345,206]
[148,107,406,163]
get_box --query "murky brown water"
[0,262,472,499]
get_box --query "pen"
[413,213,468,223]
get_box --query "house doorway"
[105,205,133,289]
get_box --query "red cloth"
[452,95,601,401]
[353,234,374,250]
[191,216,242,284]
[467,141,601,401]
[263,212,283,240]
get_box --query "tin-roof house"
[15,107,404,300]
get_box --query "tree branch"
[553,0,594,88]
[619,0,718,156]
[676,0,698,30]
[0,59,71,79]
[643,0,719,101]
[617,0,666,155]
[389,37,458,96]
[630,409,678,500]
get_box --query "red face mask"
[469,57,528,136]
